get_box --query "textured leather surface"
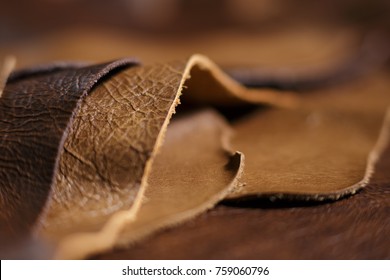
[0,59,136,245]
[1,0,389,261]
[1,55,389,259]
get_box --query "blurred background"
[0,0,389,69]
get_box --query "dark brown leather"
[0,59,137,246]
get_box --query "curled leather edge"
[53,55,247,259]
[182,54,299,107]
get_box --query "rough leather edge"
[54,55,246,259]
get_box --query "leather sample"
[1,54,389,259]
[2,0,390,261]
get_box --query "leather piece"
[1,54,389,259]
[0,59,137,245]
[227,73,390,199]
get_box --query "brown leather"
[1,55,389,260]
[1,0,390,261]
[0,59,136,246]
